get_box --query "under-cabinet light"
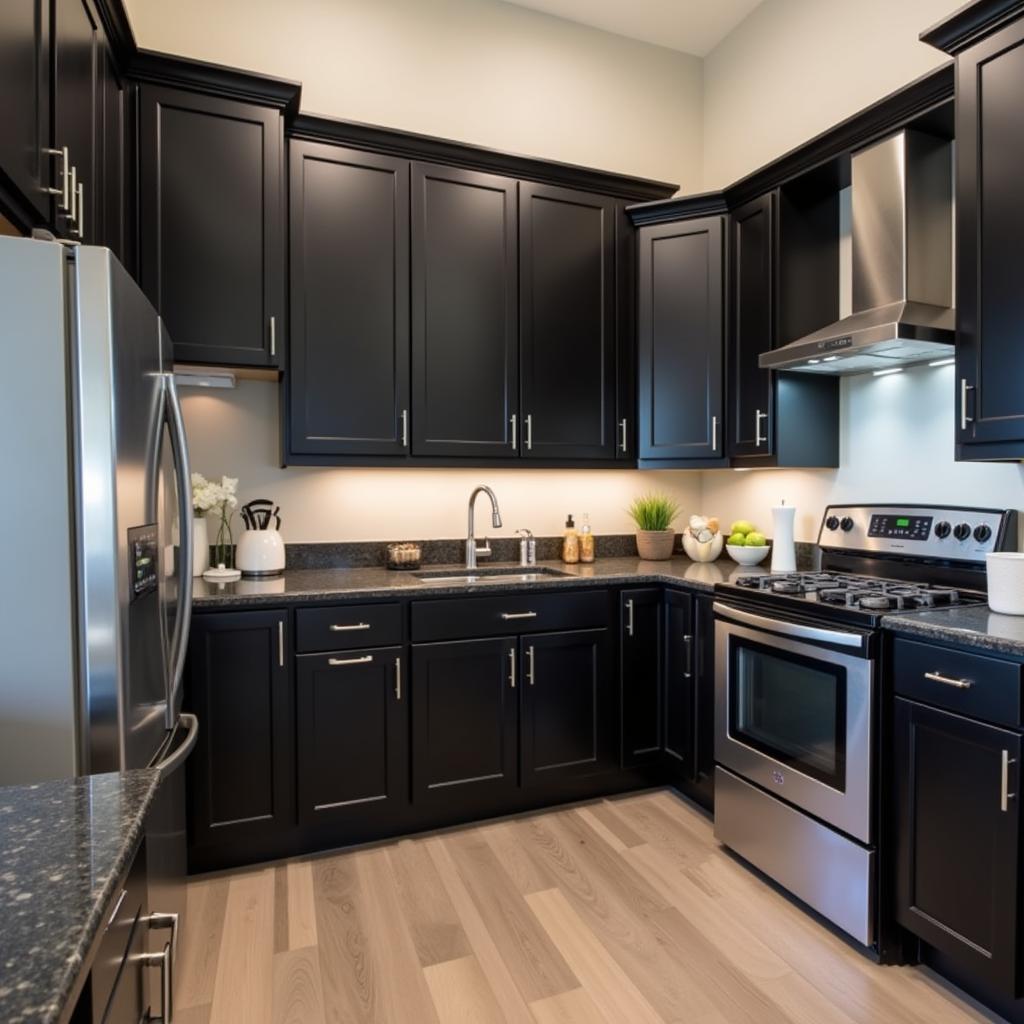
[807,359,821,365]
[175,370,237,389]
[823,356,841,362]
[872,367,904,377]
[928,357,955,367]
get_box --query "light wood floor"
[175,789,1002,1024]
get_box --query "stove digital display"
[868,514,933,541]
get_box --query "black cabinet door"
[637,217,724,462]
[95,43,123,260]
[53,0,98,242]
[615,203,637,460]
[139,85,284,367]
[411,162,517,458]
[955,19,1024,456]
[519,182,617,460]
[289,142,409,456]
[620,588,663,767]
[729,195,774,458]
[663,590,695,775]
[895,697,1022,994]
[411,637,517,805]
[296,647,406,826]
[0,0,50,222]
[521,628,614,785]
[185,611,293,848]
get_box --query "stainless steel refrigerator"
[0,235,197,930]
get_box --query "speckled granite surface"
[884,605,1024,658]
[193,555,779,608]
[0,770,159,1024]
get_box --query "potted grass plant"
[627,493,681,560]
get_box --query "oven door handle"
[713,602,865,649]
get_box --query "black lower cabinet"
[185,610,294,853]
[411,637,518,806]
[894,696,1022,995]
[521,628,614,785]
[296,647,406,826]
[620,588,663,767]
[663,591,695,776]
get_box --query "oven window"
[730,638,847,790]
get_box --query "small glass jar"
[386,542,422,570]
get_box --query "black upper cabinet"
[620,588,663,767]
[411,162,517,458]
[95,43,124,259]
[289,142,409,457]
[952,15,1024,458]
[637,216,725,464]
[521,628,614,785]
[0,0,51,224]
[663,590,695,776]
[53,0,98,243]
[139,85,284,367]
[895,697,1022,995]
[729,194,775,458]
[185,610,293,851]
[411,637,518,806]
[520,182,617,460]
[296,647,407,827]
[614,204,637,460]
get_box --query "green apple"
[730,520,755,536]
[727,532,747,547]
[745,531,767,547]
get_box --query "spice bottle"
[579,513,595,563]
[562,515,580,564]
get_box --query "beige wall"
[182,382,702,543]
[123,0,703,190]
[701,0,962,189]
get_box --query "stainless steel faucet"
[466,485,502,569]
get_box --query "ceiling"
[498,0,766,57]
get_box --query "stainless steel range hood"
[760,130,954,375]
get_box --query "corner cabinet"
[620,588,663,766]
[138,85,285,367]
[287,142,410,457]
[950,15,1024,459]
[637,216,725,465]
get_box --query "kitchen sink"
[412,566,573,584]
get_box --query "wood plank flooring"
[176,789,1001,1024]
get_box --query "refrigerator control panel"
[128,524,158,600]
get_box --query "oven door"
[714,602,873,844]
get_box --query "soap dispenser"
[562,515,580,564]
[579,513,595,563]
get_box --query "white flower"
[192,472,240,514]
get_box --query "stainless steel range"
[712,504,1018,948]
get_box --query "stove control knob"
[953,522,972,541]
[825,516,840,531]
[974,524,992,543]
[933,521,951,539]
[840,517,854,532]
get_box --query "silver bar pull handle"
[270,315,276,357]
[147,910,180,961]
[1001,749,1016,812]
[508,646,516,688]
[68,165,77,224]
[328,654,374,667]
[711,414,718,452]
[510,413,517,449]
[401,409,409,447]
[683,635,693,678]
[525,414,533,451]
[960,379,975,432]
[619,418,628,453]
[108,888,128,926]
[151,714,199,783]
[42,146,69,205]
[395,657,402,700]
[140,940,173,1024]
[924,671,973,690]
[527,644,535,686]
[74,180,84,238]
[329,622,371,632]
[625,599,635,638]
[500,611,537,620]
[278,621,285,667]
[755,409,767,447]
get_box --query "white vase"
[193,516,209,577]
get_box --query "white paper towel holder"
[771,502,797,573]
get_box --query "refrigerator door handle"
[152,712,199,781]
[163,371,193,725]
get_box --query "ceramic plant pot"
[635,529,676,561]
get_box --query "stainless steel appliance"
[0,236,196,985]
[713,504,1017,947]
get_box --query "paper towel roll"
[771,504,796,573]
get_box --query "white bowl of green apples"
[726,521,771,565]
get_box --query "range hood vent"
[760,130,954,375]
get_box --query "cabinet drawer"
[296,603,403,653]
[411,589,608,642]
[892,637,1022,727]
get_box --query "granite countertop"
[883,604,1024,659]
[192,555,774,608]
[0,770,160,1024]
